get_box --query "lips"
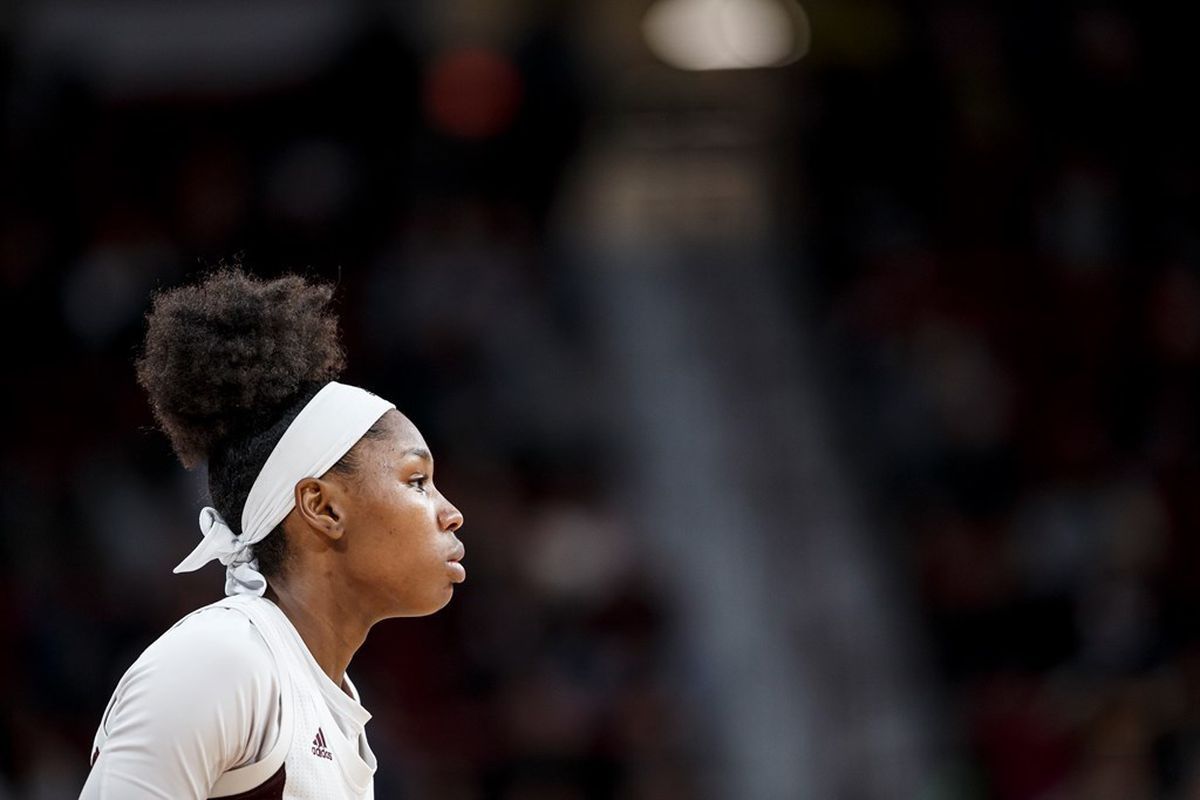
[447,544,467,583]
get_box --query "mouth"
[447,544,466,583]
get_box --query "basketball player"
[79,267,465,799]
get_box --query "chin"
[400,587,454,618]
[431,585,455,613]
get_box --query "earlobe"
[294,478,347,541]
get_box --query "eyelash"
[408,476,428,493]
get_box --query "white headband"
[174,381,395,596]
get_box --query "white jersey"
[80,595,377,799]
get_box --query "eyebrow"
[403,447,433,463]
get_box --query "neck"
[264,576,371,692]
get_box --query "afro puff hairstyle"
[135,264,382,580]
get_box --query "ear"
[293,476,348,542]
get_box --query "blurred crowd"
[2,1,1198,799]
[804,4,1200,798]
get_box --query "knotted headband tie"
[173,381,395,596]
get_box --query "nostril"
[443,510,464,532]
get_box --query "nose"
[440,497,464,533]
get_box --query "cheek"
[361,487,439,558]
[361,490,454,610]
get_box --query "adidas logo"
[311,728,333,761]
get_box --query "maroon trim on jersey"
[209,763,286,800]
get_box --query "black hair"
[135,264,385,579]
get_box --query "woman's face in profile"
[340,410,465,618]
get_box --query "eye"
[408,475,428,493]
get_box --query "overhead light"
[642,0,810,71]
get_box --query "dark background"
[2,2,1199,798]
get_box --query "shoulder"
[95,602,283,772]
[101,602,281,741]
[126,603,277,686]
[86,603,287,795]
[159,603,275,666]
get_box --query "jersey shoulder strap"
[205,596,296,799]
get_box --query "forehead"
[376,409,429,457]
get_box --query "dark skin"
[263,410,464,692]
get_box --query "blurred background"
[1,1,1197,798]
